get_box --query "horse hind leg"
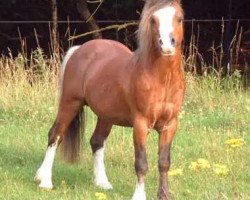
[34,128,59,190]
[90,119,113,190]
[34,120,64,190]
[35,97,84,190]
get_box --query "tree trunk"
[51,0,59,56]
[76,0,102,39]
[224,0,232,76]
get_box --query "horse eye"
[151,17,157,25]
[177,17,183,23]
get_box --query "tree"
[51,0,59,56]
[76,0,102,39]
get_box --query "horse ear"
[143,0,159,4]
[144,0,182,3]
[174,0,181,4]
[143,0,158,7]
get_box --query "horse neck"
[137,48,183,83]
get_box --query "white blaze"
[153,6,176,54]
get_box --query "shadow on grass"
[0,140,137,200]
[0,143,93,190]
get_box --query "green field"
[0,54,249,200]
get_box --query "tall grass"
[0,45,249,200]
[0,49,58,121]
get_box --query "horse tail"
[59,45,81,89]
[60,107,85,163]
[59,45,84,163]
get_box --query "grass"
[0,50,249,200]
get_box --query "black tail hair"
[60,107,85,163]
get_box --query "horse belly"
[86,89,132,127]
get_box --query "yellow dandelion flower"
[189,161,199,171]
[189,158,210,171]
[95,192,107,200]
[61,180,67,188]
[197,159,211,168]
[213,164,229,177]
[225,138,244,148]
[61,180,66,185]
[168,168,183,176]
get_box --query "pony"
[35,0,185,199]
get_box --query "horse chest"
[135,82,184,129]
[136,88,172,122]
[151,99,175,127]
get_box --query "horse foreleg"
[90,119,113,189]
[131,117,148,200]
[157,118,177,200]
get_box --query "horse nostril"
[171,37,176,47]
[159,38,163,46]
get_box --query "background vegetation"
[0,0,249,54]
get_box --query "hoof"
[131,183,146,200]
[131,190,146,200]
[38,182,53,191]
[95,180,113,190]
[157,189,171,200]
[35,169,53,190]
[158,197,170,200]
